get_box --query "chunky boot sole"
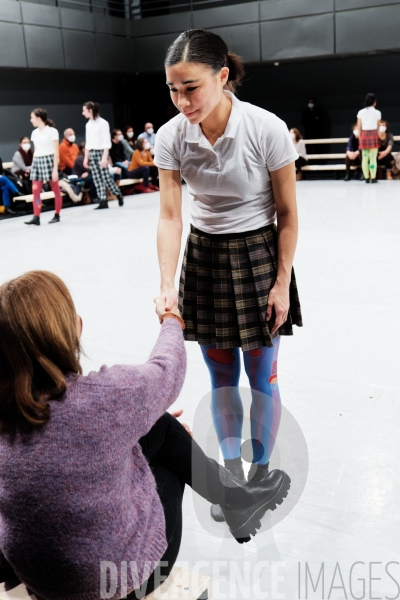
[228,472,291,543]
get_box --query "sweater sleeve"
[11,151,27,174]
[89,319,187,443]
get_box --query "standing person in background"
[344,124,363,181]
[138,122,157,154]
[122,125,135,161]
[377,120,394,180]
[12,137,33,194]
[289,128,307,181]
[59,128,79,176]
[357,93,381,184]
[82,101,124,210]
[24,108,62,226]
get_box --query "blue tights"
[0,176,19,207]
[200,338,281,465]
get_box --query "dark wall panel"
[261,13,334,60]
[135,32,178,71]
[63,30,97,70]
[60,7,94,31]
[210,23,260,62]
[108,15,129,36]
[260,0,333,21]
[25,25,64,68]
[134,12,191,36]
[93,12,108,34]
[95,35,134,72]
[193,2,258,28]
[0,22,26,67]
[336,0,400,9]
[336,5,400,53]
[0,0,22,22]
[21,1,60,26]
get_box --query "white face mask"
[127,131,134,138]
[67,135,76,143]
[353,129,359,137]
[308,103,314,109]
[379,125,386,133]
[146,128,154,135]
[144,142,151,150]
[290,131,296,140]
[117,134,124,142]
[21,143,31,152]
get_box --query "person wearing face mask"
[357,93,381,183]
[377,120,394,180]
[289,128,307,181]
[344,124,363,181]
[12,137,33,193]
[109,129,129,179]
[122,125,135,161]
[138,122,157,153]
[127,138,159,192]
[59,128,79,176]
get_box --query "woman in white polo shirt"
[25,108,62,226]
[82,101,124,210]
[155,29,303,523]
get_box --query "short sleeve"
[357,109,362,119]
[101,120,112,150]
[51,128,59,141]
[30,130,36,143]
[262,116,298,172]
[377,109,382,120]
[154,124,180,171]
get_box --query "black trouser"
[378,152,394,170]
[128,411,249,599]
[295,156,307,174]
[345,155,362,174]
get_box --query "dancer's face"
[166,62,229,125]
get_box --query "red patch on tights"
[206,348,235,365]
[249,349,263,357]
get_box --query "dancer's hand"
[100,157,108,169]
[160,286,178,311]
[153,296,181,323]
[51,168,58,182]
[266,282,289,334]
[170,408,193,437]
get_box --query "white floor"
[1,180,400,600]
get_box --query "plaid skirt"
[30,154,54,181]
[359,129,379,150]
[178,223,303,351]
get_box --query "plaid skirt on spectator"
[178,224,303,351]
[359,129,379,150]
[30,154,54,181]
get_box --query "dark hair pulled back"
[32,108,56,128]
[83,101,100,118]
[364,93,376,107]
[165,29,245,92]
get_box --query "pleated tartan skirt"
[178,223,303,351]
[359,129,379,149]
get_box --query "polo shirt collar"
[185,90,242,144]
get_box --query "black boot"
[219,469,291,543]
[25,215,40,226]
[6,207,17,215]
[48,213,60,224]
[117,190,124,207]
[210,459,246,522]
[344,172,351,181]
[248,462,270,483]
[95,200,109,210]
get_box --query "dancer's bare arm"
[268,161,298,334]
[157,168,183,310]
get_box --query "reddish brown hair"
[0,271,82,431]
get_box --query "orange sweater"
[59,139,79,171]
[129,149,155,170]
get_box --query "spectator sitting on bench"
[122,125,135,161]
[290,128,307,181]
[59,128,79,176]
[137,122,156,155]
[72,142,97,202]
[0,160,19,215]
[128,138,159,193]
[110,129,129,179]
[12,137,33,184]
[377,120,394,180]
[345,124,363,181]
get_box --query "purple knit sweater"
[0,319,186,600]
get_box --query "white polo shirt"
[154,91,298,234]
[31,126,59,157]
[85,116,112,151]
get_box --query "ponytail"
[225,51,245,92]
[32,108,56,128]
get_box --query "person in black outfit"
[344,124,363,181]
[109,129,129,179]
[72,142,97,201]
[301,97,330,156]
[377,120,395,179]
